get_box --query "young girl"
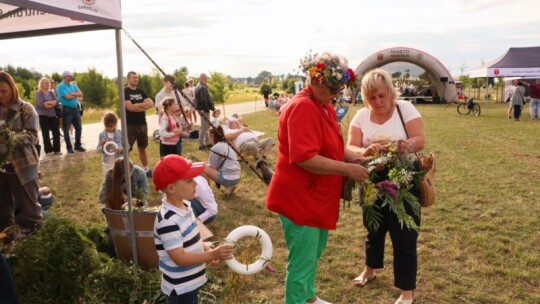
[203,125,241,194]
[96,112,124,176]
[98,158,148,210]
[159,97,184,156]
[211,108,221,127]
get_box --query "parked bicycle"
[457,98,481,116]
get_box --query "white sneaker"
[307,297,332,304]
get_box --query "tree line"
[1,65,303,109]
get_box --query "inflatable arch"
[355,47,457,103]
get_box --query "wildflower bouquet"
[0,110,26,169]
[357,141,422,232]
[298,51,357,89]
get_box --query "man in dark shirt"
[124,71,154,177]
[194,73,215,150]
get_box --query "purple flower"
[375,180,399,199]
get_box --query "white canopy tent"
[0,0,141,265]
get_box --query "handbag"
[396,105,436,207]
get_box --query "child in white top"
[96,112,124,176]
[211,109,221,127]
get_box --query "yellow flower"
[309,66,318,77]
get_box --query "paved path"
[39,99,268,162]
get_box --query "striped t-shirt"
[154,199,206,296]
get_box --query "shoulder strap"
[396,104,410,139]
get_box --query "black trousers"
[39,115,61,153]
[362,185,421,291]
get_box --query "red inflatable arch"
[355,47,458,103]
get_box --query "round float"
[103,141,118,156]
[224,225,273,275]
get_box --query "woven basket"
[418,152,436,208]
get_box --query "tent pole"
[485,76,489,115]
[115,28,138,266]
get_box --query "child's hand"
[115,148,122,154]
[211,244,234,261]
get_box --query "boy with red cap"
[153,154,234,303]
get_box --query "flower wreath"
[0,106,28,170]
[299,51,357,90]
[344,140,422,231]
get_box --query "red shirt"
[529,83,540,99]
[266,87,344,230]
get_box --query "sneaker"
[67,149,75,154]
[145,169,153,178]
[46,152,54,156]
[54,152,62,156]
[205,144,213,149]
[74,146,86,152]
[198,146,208,151]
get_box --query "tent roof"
[469,46,540,78]
[0,0,121,40]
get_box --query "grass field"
[40,102,540,303]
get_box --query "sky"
[2,0,539,79]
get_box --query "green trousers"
[279,215,328,304]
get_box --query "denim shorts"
[217,172,240,187]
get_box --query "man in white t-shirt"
[223,116,275,184]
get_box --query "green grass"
[41,102,540,303]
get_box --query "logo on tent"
[82,0,96,4]
[377,53,383,60]
[494,69,500,76]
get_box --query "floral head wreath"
[299,51,357,90]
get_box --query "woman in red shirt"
[266,52,368,304]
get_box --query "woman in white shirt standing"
[347,68,425,304]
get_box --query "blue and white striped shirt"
[154,199,206,296]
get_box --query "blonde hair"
[361,68,398,109]
[38,77,50,89]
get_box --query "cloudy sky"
[2,0,539,78]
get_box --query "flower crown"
[299,51,357,89]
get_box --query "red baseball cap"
[153,155,205,191]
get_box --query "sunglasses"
[327,85,344,95]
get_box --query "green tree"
[208,72,229,103]
[75,68,114,107]
[259,83,272,96]
[172,66,189,89]
[271,77,280,89]
[256,71,272,85]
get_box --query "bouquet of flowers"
[0,110,26,170]
[345,141,422,232]
[298,51,357,89]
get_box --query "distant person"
[0,71,42,233]
[183,78,197,124]
[262,88,271,107]
[156,75,183,156]
[520,79,540,120]
[191,175,218,224]
[98,158,148,210]
[57,71,85,154]
[96,112,124,176]
[211,109,221,127]
[195,73,215,150]
[124,71,155,177]
[510,80,526,121]
[35,77,61,155]
[159,97,185,157]
[152,155,234,304]
[354,90,363,106]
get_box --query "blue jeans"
[62,106,82,150]
[0,252,19,304]
[166,288,199,304]
[190,198,216,224]
[530,98,540,119]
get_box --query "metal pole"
[115,28,138,266]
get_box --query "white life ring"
[103,141,118,156]
[224,225,273,275]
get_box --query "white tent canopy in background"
[0,0,141,265]
[468,47,540,78]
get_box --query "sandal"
[353,273,377,287]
